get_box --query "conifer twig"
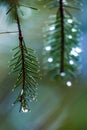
[9,6,40,112]
[43,0,81,86]
[59,0,65,73]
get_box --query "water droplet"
[68,35,72,39]
[63,0,67,5]
[21,89,24,95]
[67,19,73,24]
[45,46,51,51]
[70,48,78,57]
[60,72,66,77]
[66,81,72,87]
[72,28,77,32]
[21,107,29,113]
[49,26,55,31]
[48,57,53,63]
[69,60,74,65]
[75,47,82,53]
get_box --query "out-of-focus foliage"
[0,0,40,112]
[43,0,81,86]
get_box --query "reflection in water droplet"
[21,89,24,95]
[45,46,51,51]
[66,81,72,87]
[60,72,66,77]
[48,57,53,63]
[21,107,29,113]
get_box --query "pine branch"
[43,0,81,86]
[59,0,65,73]
[16,7,26,91]
[0,0,40,112]
[0,31,18,34]
[42,0,82,9]
[8,6,40,112]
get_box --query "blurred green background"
[0,0,87,130]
